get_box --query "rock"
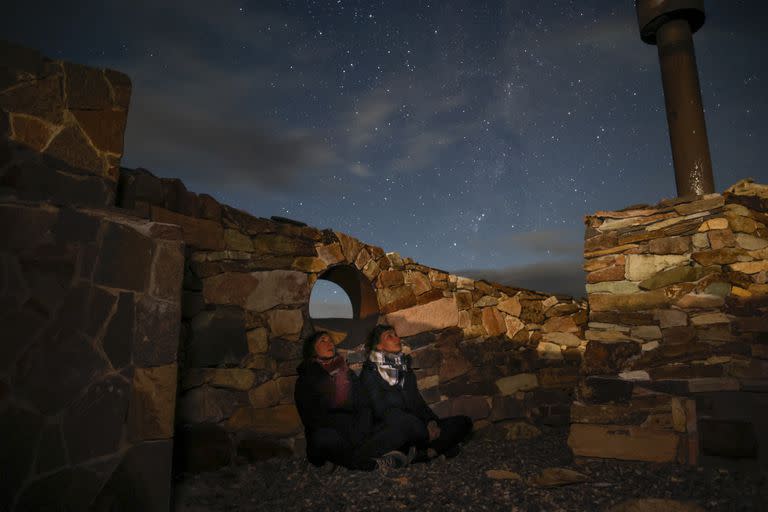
[266,309,303,339]
[735,233,768,250]
[582,340,640,375]
[589,290,671,312]
[133,296,180,366]
[127,364,178,441]
[529,467,588,487]
[503,421,542,440]
[496,373,538,395]
[606,499,706,512]
[729,261,768,274]
[690,247,747,266]
[579,376,634,403]
[485,469,522,481]
[316,243,344,265]
[93,221,154,292]
[568,424,679,462]
[690,312,730,326]
[497,297,522,316]
[247,328,269,354]
[630,325,662,340]
[536,341,563,360]
[505,315,525,339]
[71,109,128,154]
[542,332,583,347]
[654,309,688,328]
[587,265,626,283]
[586,281,640,294]
[675,293,724,309]
[237,438,292,463]
[481,308,505,336]
[174,423,231,473]
[708,229,736,250]
[385,298,458,337]
[697,218,729,231]
[404,271,431,295]
[151,207,224,251]
[638,265,717,291]
[625,255,689,281]
[618,370,650,381]
[377,285,418,314]
[245,270,309,312]
[187,306,248,368]
[249,381,281,408]
[649,235,690,255]
[489,396,526,421]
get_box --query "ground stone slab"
[529,467,588,487]
[606,499,706,512]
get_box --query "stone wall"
[1,39,131,207]
[0,43,185,511]
[117,167,589,472]
[571,180,768,465]
[0,201,184,510]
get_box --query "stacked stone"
[1,40,131,208]
[575,179,768,464]
[0,201,184,511]
[117,167,590,471]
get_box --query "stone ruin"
[1,41,766,511]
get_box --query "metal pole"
[636,0,715,197]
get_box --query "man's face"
[377,329,402,353]
[314,334,335,359]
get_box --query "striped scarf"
[369,350,409,387]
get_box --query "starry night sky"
[3,0,767,303]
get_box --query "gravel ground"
[173,426,768,512]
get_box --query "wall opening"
[308,264,379,349]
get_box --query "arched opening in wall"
[308,264,379,349]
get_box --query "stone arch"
[309,264,379,349]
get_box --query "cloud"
[493,230,583,256]
[456,260,586,299]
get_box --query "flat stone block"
[568,424,679,463]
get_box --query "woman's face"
[376,329,402,354]
[314,334,335,359]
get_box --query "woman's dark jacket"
[359,356,438,425]
[294,360,373,446]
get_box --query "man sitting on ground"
[360,324,473,461]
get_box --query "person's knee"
[383,411,427,441]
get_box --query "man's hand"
[427,420,441,441]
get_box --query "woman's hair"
[302,331,331,361]
[366,324,394,353]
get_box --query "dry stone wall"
[571,180,768,465]
[117,166,589,472]
[0,40,131,208]
[0,201,184,510]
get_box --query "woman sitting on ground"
[360,324,473,461]
[294,331,414,471]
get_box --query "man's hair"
[302,331,330,361]
[366,324,395,352]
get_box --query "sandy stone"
[585,330,634,342]
[697,218,728,231]
[248,381,280,408]
[587,265,625,283]
[362,259,381,281]
[542,316,578,333]
[536,341,563,360]
[675,293,724,309]
[585,281,639,294]
[474,296,498,307]
[458,310,471,329]
[482,308,506,336]
[203,272,259,307]
[686,378,739,392]
[729,261,768,274]
[649,236,690,255]
[245,270,309,312]
[71,108,128,154]
[496,373,538,395]
[646,211,708,232]
[691,233,709,249]
[416,375,439,390]
[246,327,269,354]
[223,228,253,251]
[266,309,303,339]
[377,285,417,313]
[625,254,689,281]
[497,297,522,316]
[456,276,474,290]
[292,256,326,273]
[630,325,662,340]
[589,290,671,312]
[642,341,659,351]
[151,206,224,250]
[599,212,675,231]
[378,269,404,287]
[385,297,458,337]
[638,265,717,291]
[503,316,524,339]
[726,213,759,233]
[654,309,688,328]
[485,470,522,481]
[405,271,431,295]
[673,196,724,215]
[315,243,344,265]
[732,286,752,298]
[584,244,639,258]
[707,229,736,250]
[529,467,588,487]
[690,312,730,326]
[618,370,650,381]
[207,369,256,391]
[568,424,679,462]
[735,233,768,250]
[11,113,55,151]
[128,364,177,441]
[542,332,582,347]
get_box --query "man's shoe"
[405,446,417,465]
[376,450,409,472]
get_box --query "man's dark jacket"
[294,360,373,446]
[359,357,438,425]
